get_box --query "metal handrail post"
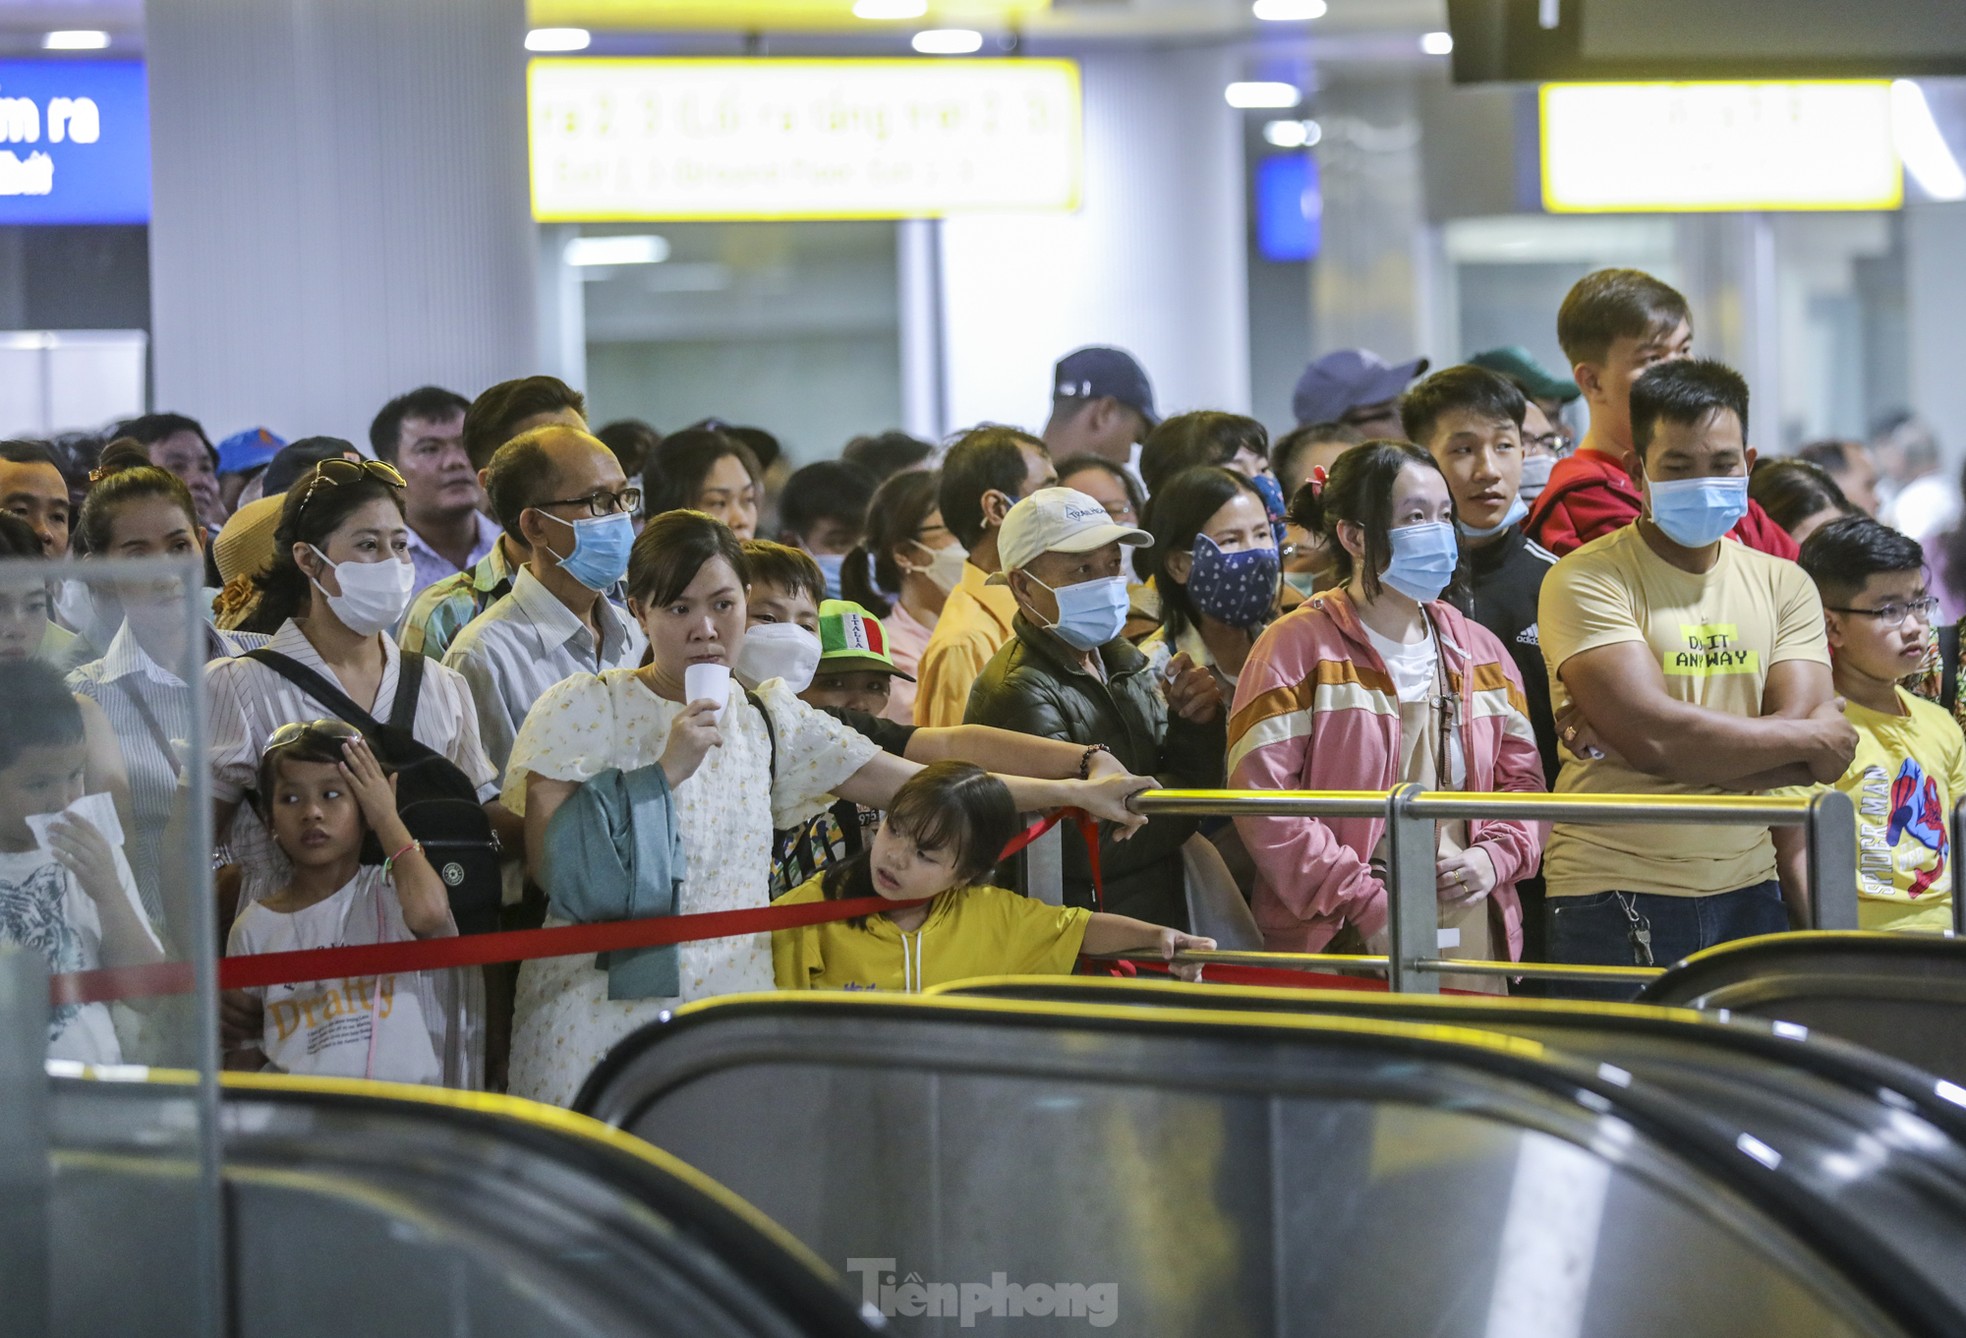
[1805,789,1859,930]
[1954,799,1966,938]
[1386,783,1439,995]
[1022,819,1065,907]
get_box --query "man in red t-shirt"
[1526,269,1796,560]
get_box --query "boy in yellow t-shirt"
[1781,517,1965,933]
[774,762,1211,993]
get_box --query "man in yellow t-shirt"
[912,428,1057,727]
[1780,517,1965,933]
[1538,359,1857,998]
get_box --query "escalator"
[47,1069,877,1338]
[573,992,1956,1337]
[1637,932,1966,1083]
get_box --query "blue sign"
[1255,153,1320,264]
[0,61,148,225]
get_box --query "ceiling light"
[1420,31,1455,56]
[912,29,984,54]
[854,0,928,17]
[1226,82,1303,111]
[1892,79,1966,202]
[526,27,591,53]
[1252,0,1327,20]
[1263,119,1322,148]
[43,31,110,50]
[564,235,672,267]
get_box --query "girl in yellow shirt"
[773,762,1214,992]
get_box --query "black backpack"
[244,649,502,935]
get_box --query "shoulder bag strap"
[389,650,426,730]
[241,648,387,738]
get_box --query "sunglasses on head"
[266,718,363,751]
[294,458,406,522]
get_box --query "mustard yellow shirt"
[912,561,1018,728]
[1538,525,1830,898]
[772,874,1092,992]
[1781,688,1965,933]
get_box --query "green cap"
[1467,345,1580,403]
[816,599,915,681]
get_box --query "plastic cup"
[684,662,732,720]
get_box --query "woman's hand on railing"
[1079,769,1154,839]
[1435,847,1496,904]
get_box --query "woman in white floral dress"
[504,513,962,1105]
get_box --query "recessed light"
[526,28,591,53]
[1421,31,1455,56]
[565,235,672,267]
[1226,82,1303,110]
[43,31,111,50]
[1252,0,1327,20]
[912,29,984,55]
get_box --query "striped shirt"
[69,620,268,926]
[443,566,647,776]
[205,619,499,912]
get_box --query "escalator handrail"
[577,990,1966,1338]
[63,1067,873,1336]
[1639,931,1966,1008]
[928,975,1966,1146]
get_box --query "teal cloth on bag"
[539,763,684,1000]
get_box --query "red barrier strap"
[999,806,1104,910]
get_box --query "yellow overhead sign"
[1541,81,1903,213]
[529,0,1050,32]
[529,58,1083,221]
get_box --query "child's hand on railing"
[1160,928,1217,982]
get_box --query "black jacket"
[1451,524,1560,787]
[963,614,1227,927]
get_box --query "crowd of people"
[2,264,1960,1101]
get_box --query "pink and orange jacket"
[1226,589,1545,960]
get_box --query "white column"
[1905,202,1966,464]
[145,0,539,443]
[896,218,947,443]
[937,48,1250,433]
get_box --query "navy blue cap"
[1292,348,1429,427]
[1053,346,1158,426]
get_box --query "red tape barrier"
[50,808,1115,1009]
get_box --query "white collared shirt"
[442,566,648,776]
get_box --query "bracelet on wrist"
[383,839,423,878]
[1078,744,1113,780]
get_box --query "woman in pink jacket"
[1227,441,1544,988]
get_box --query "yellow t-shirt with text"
[772,875,1092,992]
[1781,690,1965,933]
[1538,525,1830,898]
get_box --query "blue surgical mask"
[1646,474,1748,549]
[543,510,634,592]
[1187,534,1279,629]
[1517,454,1556,505]
[1247,471,1290,547]
[1457,496,1528,542]
[812,551,848,601]
[1379,521,1458,605]
[1028,572,1129,651]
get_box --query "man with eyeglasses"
[444,426,647,773]
[1782,516,1961,935]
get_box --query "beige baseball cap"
[987,486,1150,585]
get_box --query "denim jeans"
[1545,881,1789,1002]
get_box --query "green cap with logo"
[816,599,916,680]
[1467,345,1581,403]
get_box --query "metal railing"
[1024,784,1859,994]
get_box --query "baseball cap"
[215,427,287,478]
[1053,346,1158,427]
[1467,345,1581,402]
[988,486,1151,584]
[816,600,915,680]
[1292,349,1429,427]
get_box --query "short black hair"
[625,509,748,611]
[263,437,359,497]
[1399,365,1526,448]
[0,511,41,557]
[1271,421,1363,492]
[370,386,470,462]
[642,428,761,519]
[1287,439,1449,601]
[843,431,934,483]
[1798,515,1924,607]
[742,538,825,608]
[462,376,587,471]
[0,657,83,773]
[1630,358,1750,462]
[117,413,216,467]
[1556,268,1692,368]
[1139,412,1267,497]
[0,439,60,470]
[595,419,662,477]
[485,425,590,547]
[938,427,1046,550]
[778,460,876,539]
[1749,458,1851,537]
[1797,438,1861,479]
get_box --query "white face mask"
[309,547,415,636]
[734,622,823,693]
[905,540,969,596]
